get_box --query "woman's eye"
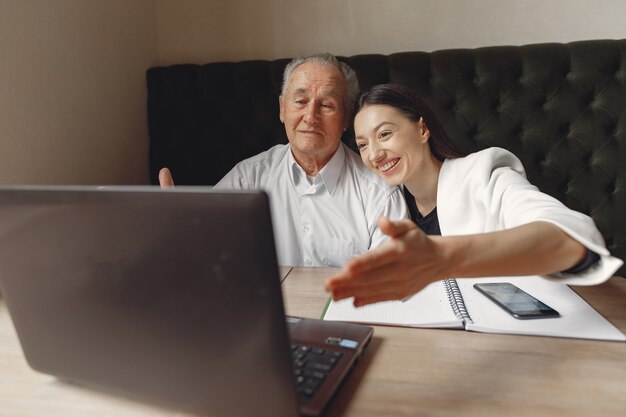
[356,142,367,150]
[379,131,392,139]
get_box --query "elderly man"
[160,53,407,266]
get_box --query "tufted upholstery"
[147,39,626,275]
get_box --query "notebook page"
[324,280,463,328]
[459,276,626,341]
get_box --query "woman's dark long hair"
[357,84,465,161]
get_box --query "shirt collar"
[287,147,304,188]
[287,143,345,195]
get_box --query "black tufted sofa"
[147,39,626,276]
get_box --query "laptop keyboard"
[291,344,343,405]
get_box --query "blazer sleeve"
[443,148,623,285]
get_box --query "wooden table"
[1,268,625,417]
[282,268,626,417]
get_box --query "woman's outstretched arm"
[325,217,586,307]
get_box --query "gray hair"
[281,53,360,119]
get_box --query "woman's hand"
[325,217,450,306]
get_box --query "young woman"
[325,84,622,307]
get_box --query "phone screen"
[473,282,560,320]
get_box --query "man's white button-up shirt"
[214,143,407,267]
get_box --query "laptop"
[0,186,373,417]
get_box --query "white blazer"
[436,147,623,285]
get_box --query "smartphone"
[473,282,560,320]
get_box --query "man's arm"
[158,163,248,190]
[213,162,252,190]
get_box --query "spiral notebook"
[323,276,626,342]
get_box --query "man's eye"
[322,103,335,109]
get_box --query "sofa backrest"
[147,39,626,275]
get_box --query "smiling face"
[279,62,348,170]
[354,104,432,187]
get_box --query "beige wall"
[155,0,626,64]
[0,0,157,185]
[2,0,625,184]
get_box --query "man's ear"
[342,106,352,131]
[279,96,285,123]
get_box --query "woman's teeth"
[379,159,399,172]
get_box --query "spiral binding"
[443,279,473,324]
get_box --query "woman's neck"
[404,153,442,216]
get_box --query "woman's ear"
[418,117,431,143]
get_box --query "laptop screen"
[0,186,299,417]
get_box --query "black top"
[403,187,441,236]
[401,187,599,273]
